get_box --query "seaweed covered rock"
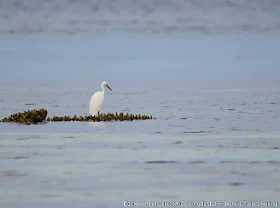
[1,109,48,125]
[47,112,153,122]
[1,109,154,125]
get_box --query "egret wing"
[89,92,104,116]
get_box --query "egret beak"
[106,84,112,91]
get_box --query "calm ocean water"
[1,78,280,207]
[1,0,280,34]
[1,1,280,207]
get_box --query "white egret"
[89,81,112,116]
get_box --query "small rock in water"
[229,182,243,186]
[1,109,48,125]
[172,141,183,144]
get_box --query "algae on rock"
[1,109,154,125]
[47,112,153,122]
[1,109,48,125]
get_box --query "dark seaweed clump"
[47,112,153,122]
[1,109,48,125]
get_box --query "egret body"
[89,81,112,116]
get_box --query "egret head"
[101,81,112,91]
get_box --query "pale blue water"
[1,0,280,34]
[1,1,280,206]
[1,77,280,207]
